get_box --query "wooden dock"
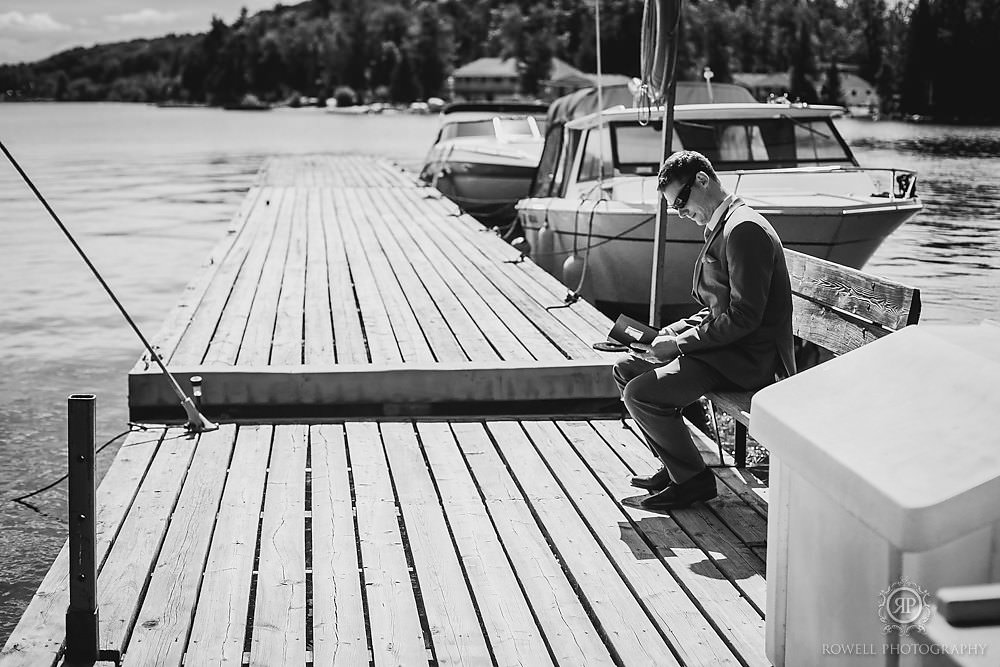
[2,156,771,666]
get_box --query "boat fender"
[562,254,586,290]
[535,221,554,259]
[510,236,531,258]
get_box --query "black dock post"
[65,394,99,664]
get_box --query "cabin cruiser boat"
[517,82,922,321]
[419,102,548,225]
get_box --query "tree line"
[1,0,997,122]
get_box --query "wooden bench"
[704,248,922,468]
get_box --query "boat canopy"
[572,112,856,184]
[545,81,755,126]
[530,81,755,197]
[531,81,757,197]
[532,82,857,197]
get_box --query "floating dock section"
[2,156,770,666]
[128,156,622,421]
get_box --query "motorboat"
[419,102,549,225]
[517,82,922,321]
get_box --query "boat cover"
[530,81,755,197]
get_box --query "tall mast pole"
[648,1,682,327]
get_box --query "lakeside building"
[450,57,629,102]
[450,57,521,101]
[732,69,879,116]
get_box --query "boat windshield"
[441,120,497,140]
[497,117,546,138]
[604,116,855,176]
[440,116,547,141]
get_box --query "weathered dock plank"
[328,186,403,363]
[391,189,562,361]
[347,422,427,664]
[250,424,308,665]
[482,420,681,665]
[380,422,494,665]
[269,186,309,365]
[553,420,768,665]
[406,186,614,345]
[122,425,236,667]
[405,190,601,360]
[170,187,284,366]
[231,186,296,366]
[143,187,264,369]
[340,187,437,362]
[316,187,369,364]
[97,434,200,655]
[309,424,367,666]
[439,421,615,666]
[302,189,336,364]
[362,188,489,361]
[184,425,270,664]
[519,420,745,666]
[387,196,536,361]
[592,420,768,617]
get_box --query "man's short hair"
[657,150,719,192]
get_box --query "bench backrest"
[785,248,921,355]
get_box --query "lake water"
[1,103,998,642]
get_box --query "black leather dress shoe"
[630,467,673,492]
[640,468,717,510]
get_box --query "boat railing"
[731,166,917,201]
[570,165,918,205]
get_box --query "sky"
[0,1,280,65]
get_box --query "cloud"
[104,9,179,27]
[0,11,70,33]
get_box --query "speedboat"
[419,102,549,225]
[517,82,922,321]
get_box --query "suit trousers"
[613,354,729,484]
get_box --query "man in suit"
[614,150,795,510]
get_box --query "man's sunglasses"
[669,173,698,210]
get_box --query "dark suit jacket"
[664,197,796,390]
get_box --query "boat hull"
[518,197,921,320]
[430,161,537,223]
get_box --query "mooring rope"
[9,425,193,523]
[531,212,656,260]
[10,428,137,509]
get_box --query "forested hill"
[0,0,997,123]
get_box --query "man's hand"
[629,334,681,364]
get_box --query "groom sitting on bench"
[613,150,796,510]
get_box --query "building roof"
[452,57,519,78]
[544,71,633,89]
[452,56,615,84]
[732,72,790,89]
[839,73,875,94]
[547,58,586,81]
[733,71,877,97]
